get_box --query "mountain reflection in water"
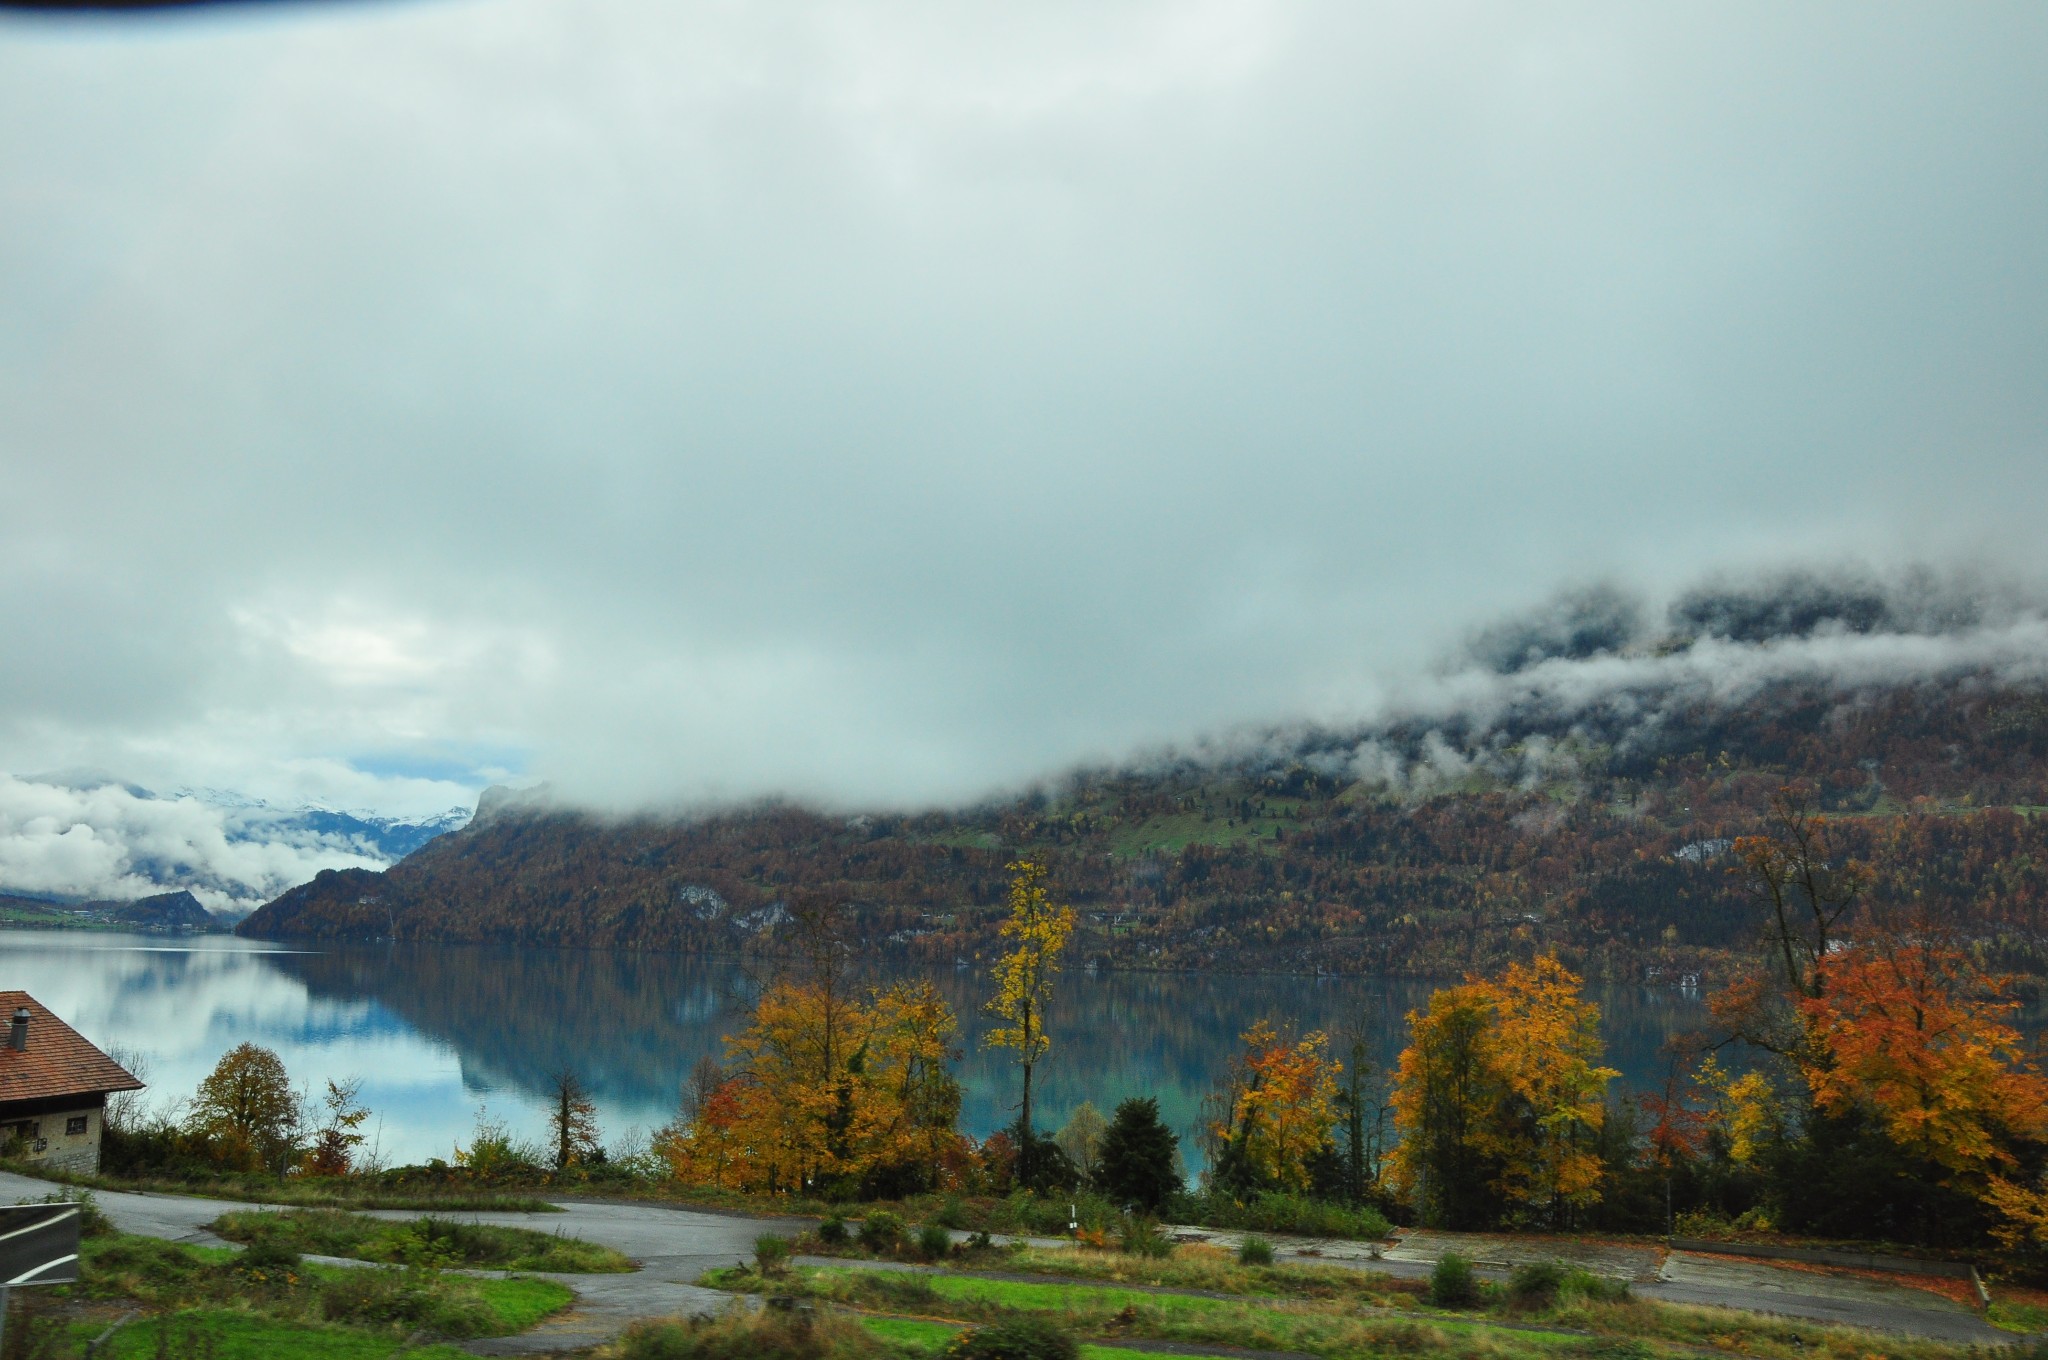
[4,931,1710,1172]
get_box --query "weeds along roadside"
[0,1196,573,1358]
[692,1241,1986,1360]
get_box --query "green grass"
[75,1231,572,1342]
[853,1315,1177,1359]
[1987,1298,2048,1333]
[471,1274,577,1329]
[213,1207,633,1272]
[716,1260,1982,1360]
[1105,810,1291,856]
[66,1310,475,1360]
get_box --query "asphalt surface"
[2,1171,2016,1350]
[0,1170,783,1354]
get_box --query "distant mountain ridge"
[238,665,2048,982]
[0,888,225,933]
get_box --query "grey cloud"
[0,2,2044,814]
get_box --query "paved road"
[0,1171,787,1355]
[3,1172,2014,1350]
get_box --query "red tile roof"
[0,992,144,1106]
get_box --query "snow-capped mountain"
[0,773,474,916]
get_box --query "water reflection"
[4,931,1711,1171]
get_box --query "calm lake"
[4,930,1710,1173]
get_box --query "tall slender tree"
[549,1070,602,1174]
[983,860,1074,1188]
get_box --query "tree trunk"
[1019,1059,1034,1186]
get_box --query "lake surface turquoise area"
[5,930,1711,1173]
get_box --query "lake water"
[3,930,1711,1173]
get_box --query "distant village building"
[0,992,144,1176]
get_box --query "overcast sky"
[3,0,2046,819]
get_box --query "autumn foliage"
[657,977,967,1198]
[1208,1021,1342,1196]
[1387,956,1616,1229]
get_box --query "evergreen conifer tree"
[1094,1097,1181,1213]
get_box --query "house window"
[66,1116,88,1136]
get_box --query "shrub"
[619,1304,893,1360]
[317,1266,500,1337]
[934,1194,970,1229]
[941,1316,1080,1360]
[918,1222,954,1260]
[1169,1190,1390,1240]
[1118,1215,1172,1259]
[754,1233,792,1274]
[1429,1252,1480,1308]
[1562,1270,1630,1305]
[1509,1259,1567,1306]
[1237,1235,1275,1266]
[816,1215,849,1246]
[25,1190,114,1239]
[858,1210,903,1252]
[236,1236,303,1275]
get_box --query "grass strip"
[65,1308,475,1360]
[78,1231,573,1340]
[854,1313,1284,1359]
[213,1206,633,1272]
[726,1262,1981,1360]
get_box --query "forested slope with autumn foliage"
[240,670,2048,983]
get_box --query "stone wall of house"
[3,1106,104,1176]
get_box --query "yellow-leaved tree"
[1387,955,1616,1228]
[655,894,965,1197]
[983,860,1075,1188]
[657,977,963,1196]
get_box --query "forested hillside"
[240,667,2048,982]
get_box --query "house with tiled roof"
[0,992,144,1175]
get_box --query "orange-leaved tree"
[1207,1020,1341,1196]
[1795,937,2048,1245]
[1387,955,1616,1228]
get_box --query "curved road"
[1,1172,2012,1351]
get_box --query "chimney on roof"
[8,1008,25,1051]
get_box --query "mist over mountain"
[0,773,471,914]
[240,564,2048,981]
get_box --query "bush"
[934,1195,970,1229]
[816,1215,849,1246]
[917,1222,954,1260]
[1429,1252,1480,1308]
[1170,1190,1390,1240]
[618,1304,894,1360]
[858,1210,903,1252]
[1237,1235,1275,1266]
[755,1233,792,1274]
[23,1189,114,1238]
[1118,1215,1172,1259]
[941,1316,1080,1360]
[236,1236,303,1275]
[317,1266,500,1337]
[1509,1259,1567,1305]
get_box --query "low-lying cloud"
[2,2,2045,820]
[0,776,465,912]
